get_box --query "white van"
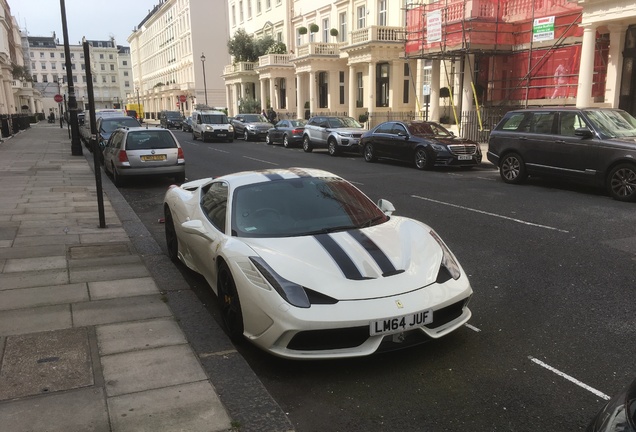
[191,110,234,143]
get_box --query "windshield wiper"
[303,225,360,236]
[360,215,386,227]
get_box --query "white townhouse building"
[223,0,413,123]
[127,0,230,119]
[27,36,132,117]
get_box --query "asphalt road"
[113,127,636,432]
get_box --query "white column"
[329,70,338,111]
[430,60,440,122]
[348,66,356,117]
[576,24,597,108]
[368,62,376,112]
[29,96,35,113]
[461,54,475,112]
[309,71,316,114]
[296,73,307,118]
[606,24,626,108]
[269,78,276,109]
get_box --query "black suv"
[488,108,636,202]
[160,110,183,129]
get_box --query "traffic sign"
[54,94,63,103]
[179,95,187,103]
[176,102,180,107]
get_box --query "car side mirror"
[397,132,409,140]
[574,127,594,138]
[377,199,395,216]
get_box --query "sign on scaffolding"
[533,16,555,42]
[427,10,442,43]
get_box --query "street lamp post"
[200,53,208,106]
[136,86,141,122]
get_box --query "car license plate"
[458,155,472,160]
[141,154,167,161]
[370,309,433,336]
[218,133,226,137]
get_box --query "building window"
[41,62,46,70]
[376,63,389,107]
[247,0,252,18]
[232,5,236,26]
[124,71,129,76]
[40,52,44,58]
[31,62,36,69]
[30,52,34,58]
[50,52,55,58]
[52,63,56,70]
[112,76,116,83]
[378,0,387,26]
[102,76,107,83]
[73,75,77,83]
[256,0,261,13]
[266,0,271,9]
[82,76,87,83]
[322,18,329,42]
[43,75,48,82]
[356,72,364,107]
[279,79,286,109]
[297,28,303,47]
[109,54,113,59]
[339,71,345,105]
[125,80,130,87]
[110,64,115,71]
[32,74,37,82]
[239,0,244,22]
[339,12,347,42]
[357,6,366,29]
[318,72,328,108]
[101,64,106,71]
[100,54,104,59]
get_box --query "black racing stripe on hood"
[314,234,366,280]
[261,172,284,181]
[348,230,402,277]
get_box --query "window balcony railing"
[258,54,294,68]
[223,61,258,75]
[296,42,340,58]
[348,26,406,46]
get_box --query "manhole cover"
[0,327,94,400]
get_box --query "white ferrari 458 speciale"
[163,167,473,359]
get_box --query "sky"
[10,0,160,46]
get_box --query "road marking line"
[528,356,610,400]
[465,323,481,332]
[411,195,569,233]
[209,148,229,153]
[243,156,278,165]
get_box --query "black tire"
[164,206,179,262]
[327,138,339,156]
[244,130,249,141]
[112,164,124,187]
[363,143,377,162]
[265,133,272,145]
[414,147,434,170]
[499,152,528,184]
[607,163,636,202]
[192,131,197,141]
[302,136,313,153]
[283,135,291,148]
[218,262,244,340]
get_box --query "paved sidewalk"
[0,123,293,432]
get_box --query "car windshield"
[126,131,177,149]
[243,114,268,123]
[289,120,306,127]
[100,117,141,133]
[327,117,362,128]
[201,114,228,124]
[585,110,636,138]
[408,122,453,136]
[231,177,388,238]
[165,112,182,119]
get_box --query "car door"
[368,122,395,158]
[272,120,286,142]
[391,123,417,161]
[103,130,122,169]
[550,111,599,180]
[182,181,228,288]
[519,111,559,174]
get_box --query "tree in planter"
[298,27,308,35]
[309,24,319,34]
[358,112,369,126]
[330,28,339,40]
[227,28,257,62]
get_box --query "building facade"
[127,0,230,119]
[222,0,636,136]
[27,36,133,117]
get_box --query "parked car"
[163,168,473,359]
[302,116,365,156]
[159,110,184,129]
[191,110,233,142]
[231,113,272,141]
[265,119,306,147]
[95,116,142,163]
[360,121,482,170]
[80,109,128,147]
[586,377,636,432]
[182,116,193,132]
[487,107,636,202]
[103,127,185,186]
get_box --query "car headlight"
[429,230,461,280]
[430,144,446,151]
[249,257,310,308]
[228,125,234,132]
[204,125,212,131]
[248,125,257,131]
[337,132,353,137]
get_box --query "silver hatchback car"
[103,127,186,186]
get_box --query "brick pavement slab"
[0,283,88,310]
[72,295,172,327]
[96,317,188,355]
[0,304,72,336]
[88,277,159,300]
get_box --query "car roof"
[507,107,624,113]
[188,168,341,189]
